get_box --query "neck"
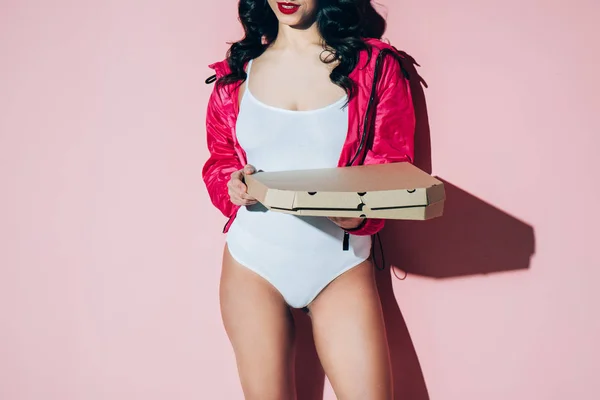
[271,21,323,51]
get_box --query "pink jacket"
[202,38,415,236]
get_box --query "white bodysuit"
[226,59,372,309]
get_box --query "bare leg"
[308,259,392,399]
[220,245,296,400]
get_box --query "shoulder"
[208,58,231,79]
[354,38,406,79]
[206,58,239,104]
[361,38,400,63]
[363,37,397,53]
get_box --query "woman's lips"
[277,2,301,15]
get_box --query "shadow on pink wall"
[291,51,536,400]
[381,50,536,279]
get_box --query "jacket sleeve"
[348,53,416,236]
[202,83,244,218]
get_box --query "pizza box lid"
[245,162,445,220]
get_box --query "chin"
[279,15,307,27]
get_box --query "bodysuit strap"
[246,59,254,83]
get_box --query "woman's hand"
[328,217,366,231]
[228,164,258,206]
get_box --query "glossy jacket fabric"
[202,38,415,236]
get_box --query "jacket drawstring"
[371,232,385,271]
[343,232,350,251]
[342,49,397,253]
[205,74,217,84]
[343,49,411,279]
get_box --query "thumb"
[244,164,256,175]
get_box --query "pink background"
[1,1,598,399]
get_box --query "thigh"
[308,259,392,400]
[220,244,296,400]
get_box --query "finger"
[230,181,248,193]
[230,169,243,180]
[232,195,257,207]
[228,177,244,187]
[231,195,246,206]
[333,217,357,223]
[240,192,257,202]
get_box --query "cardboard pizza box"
[244,162,445,220]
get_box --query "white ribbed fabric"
[226,59,372,308]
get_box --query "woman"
[202,0,415,398]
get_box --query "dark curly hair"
[218,0,387,98]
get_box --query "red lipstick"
[277,2,301,15]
